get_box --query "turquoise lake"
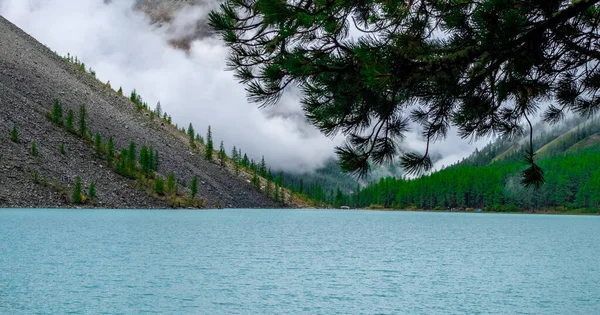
[0,209,599,314]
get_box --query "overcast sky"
[0,0,488,174]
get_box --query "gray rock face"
[0,16,280,209]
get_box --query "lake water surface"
[1,209,599,314]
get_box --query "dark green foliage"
[30,141,38,157]
[65,109,75,133]
[51,99,63,126]
[155,102,162,118]
[188,123,196,148]
[94,132,102,155]
[166,172,177,195]
[231,145,240,175]
[241,153,249,167]
[154,176,164,195]
[139,145,155,175]
[139,145,148,174]
[259,157,267,177]
[210,0,600,186]
[88,182,96,201]
[115,149,129,176]
[218,141,226,167]
[10,125,18,143]
[338,144,600,212]
[72,176,83,204]
[265,179,272,198]
[190,176,198,199]
[117,87,123,95]
[274,184,279,202]
[251,170,260,190]
[130,90,144,110]
[205,125,214,161]
[107,136,114,166]
[78,105,87,138]
[60,143,65,154]
[127,141,136,171]
[129,91,136,103]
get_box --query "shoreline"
[1,207,598,215]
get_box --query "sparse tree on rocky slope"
[205,125,214,161]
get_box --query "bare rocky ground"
[0,15,281,209]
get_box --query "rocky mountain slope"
[0,15,281,209]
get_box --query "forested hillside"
[338,117,600,212]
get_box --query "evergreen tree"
[130,90,137,104]
[231,145,238,163]
[78,104,87,138]
[204,125,214,161]
[154,177,164,195]
[65,109,75,133]
[117,86,123,95]
[94,132,102,155]
[88,182,96,201]
[251,170,261,190]
[139,145,149,174]
[72,176,83,204]
[127,141,136,171]
[232,146,240,175]
[266,179,272,198]
[155,101,162,118]
[166,172,177,195]
[107,136,115,167]
[190,176,198,199]
[218,141,226,167]
[10,125,18,143]
[241,153,249,167]
[30,141,38,157]
[116,149,128,176]
[188,123,196,148]
[259,156,267,177]
[60,143,65,154]
[52,99,63,126]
